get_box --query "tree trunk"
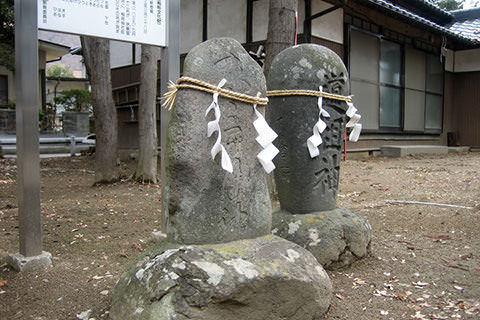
[264,0,298,76]
[264,0,297,200]
[135,44,160,183]
[81,36,119,183]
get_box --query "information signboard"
[38,0,166,46]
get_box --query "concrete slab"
[381,145,448,158]
[346,148,381,160]
[448,146,470,153]
[7,251,52,272]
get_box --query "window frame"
[378,38,404,132]
[347,24,444,135]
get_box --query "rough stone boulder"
[272,208,372,270]
[110,235,332,320]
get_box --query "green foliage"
[6,99,15,109]
[431,0,464,10]
[54,89,93,112]
[47,64,74,78]
[0,0,14,71]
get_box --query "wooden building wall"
[452,71,480,147]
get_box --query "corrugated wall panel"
[454,71,480,147]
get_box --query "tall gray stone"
[165,38,271,245]
[267,44,372,269]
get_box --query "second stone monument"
[267,44,372,270]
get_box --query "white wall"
[207,0,246,43]
[110,40,134,68]
[454,48,480,72]
[46,79,89,105]
[180,0,203,54]
[311,0,343,44]
[444,48,454,72]
[252,0,269,42]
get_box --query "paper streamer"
[345,102,362,142]
[253,94,279,173]
[307,86,331,158]
[205,79,233,173]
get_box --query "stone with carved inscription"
[267,44,372,269]
[165,38,271,245]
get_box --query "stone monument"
[267,44,372,270]
[110,38,332,320]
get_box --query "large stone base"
[110,235,332,320]
[272,208,372,270]
[7,251,52,272]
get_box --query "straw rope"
[266,89,352,102]
[162,76,269,110]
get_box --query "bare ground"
[0,152,479,319]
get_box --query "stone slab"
[110,235,332,320]
[7,251,52,272]
[448,146,470,153]
[272,208,372,270]
[381,145,448,157]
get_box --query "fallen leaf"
[335,293,344,300]
[412,281,429,288]
[0,280,7,287]
[423,233,451,240]
[459,253,473,260]
[132,243,143,252]
[411,311,426,319]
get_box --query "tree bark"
[135,44,160,183]
[264,0,297,200]
[264,0,298,76]
[81,36,119,183]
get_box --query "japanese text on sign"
[38,0,166,46]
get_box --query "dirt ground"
[0,152,479,320]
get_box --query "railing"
[0,136,95,157]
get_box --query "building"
[111,1,480,151]
[0,38,72,133]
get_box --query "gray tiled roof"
[410,0,453,18]
[448,18,480,41]
[447,8,480,42]
[364,0,477,44]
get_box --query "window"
[349,28,444,134]
[0,75,7,106]
[379,40,402,129]
[425,54,443,132]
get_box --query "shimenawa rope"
[162,77,354,110]
[162,76,268,110]
[266,89,352,102]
